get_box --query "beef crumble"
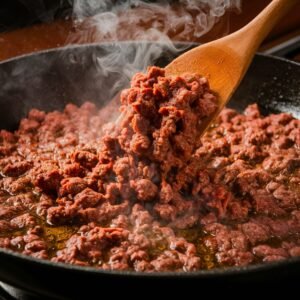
[0,66,299,272]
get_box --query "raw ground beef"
[0,66,299,272]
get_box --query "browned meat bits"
[0,66,299,272]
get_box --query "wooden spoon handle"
[231,0,299,58]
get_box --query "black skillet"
[0,42,300,299]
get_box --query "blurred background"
[0,0,299,62]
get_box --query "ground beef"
[0,67,299,272]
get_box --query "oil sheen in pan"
[0,44,299,300]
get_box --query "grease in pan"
[0,66,299,272]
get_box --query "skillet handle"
[263,35,300,60]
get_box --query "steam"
[69,0,241,43]
[0,0,241,130]
[65,0,241,100]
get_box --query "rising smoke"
[69,0,241,43]
[0,1,242,125]
[64,0,241,100]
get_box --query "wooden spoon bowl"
[165,0,298,134]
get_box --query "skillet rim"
[0,41,299,279]
[0,40,299,68]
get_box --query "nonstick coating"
[0,42,299,298]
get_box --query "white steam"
[65,0,241,102]
[70,0,241,42]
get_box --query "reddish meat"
[2,161,32,177]
[34,169,62,194]
[59,177,87,196]
[0,66,299,272]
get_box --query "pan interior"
[0,42,299,131]
[0,42,299,278]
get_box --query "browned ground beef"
[0,66,299,272]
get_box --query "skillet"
[0,42,299,299]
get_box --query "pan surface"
[0,42,300,298]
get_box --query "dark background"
[0,0,72,31]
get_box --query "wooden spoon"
[165,0,298,134]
